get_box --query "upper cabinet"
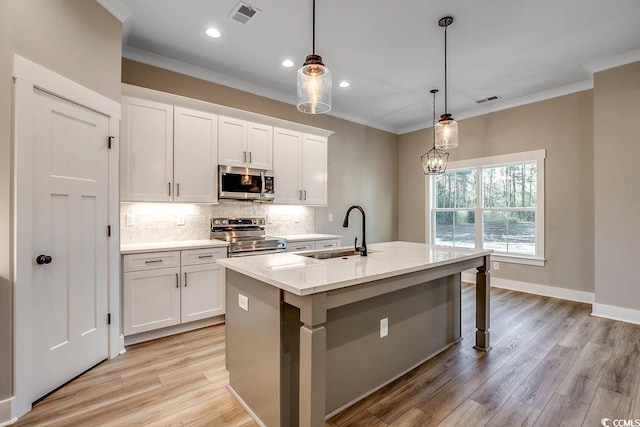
[218,116,273,170]
[121,97,218,203]
[273,128,328,206]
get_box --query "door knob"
[36,255,52,265]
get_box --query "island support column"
[286,292,328,427]
[474,255,491,351]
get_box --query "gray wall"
[0,0,13,402]
[398,91,595,294]
[121,59,399,246]
[594,61,640,310]
[1,0,121,403]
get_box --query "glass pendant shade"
[297,54,331,114]
[421,146,449,175]
[435,113,459,149]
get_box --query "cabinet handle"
[299,190,302,200]
[198,255,214,259]
[168,182,171,196]
[145,259,162,264]
[184,272,188,287]
[295,246,306,250]
[176,183,180,197]
[249,151,252,163]
[175,273,179,288]
[323,244,333,247]
[304,190,307,200]
[243,151,247,163]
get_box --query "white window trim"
[425,149,546,267]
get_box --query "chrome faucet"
[342,205,367,256]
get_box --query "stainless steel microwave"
[219,166,275,201]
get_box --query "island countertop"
[216,241,491,296]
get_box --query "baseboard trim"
[592,303,640,326]
[123,316,225,346]
[118,334,126,355]
[0,397,17,426]
[461,273,595,304]
[227,385,267,427]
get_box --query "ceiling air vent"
[476,95,501,104]
[229,2,260,24]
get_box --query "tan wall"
[594,62,640,309]
[122,59,399,245]
[2,0,121,403]
[12,0,122,102]
[0,0,13,401]
[399,91,595,293]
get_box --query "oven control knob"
[222,220,228,225]
[214,219,220,225]
[258,219,264,224]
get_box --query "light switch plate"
[492,261,500,271]
[176,214,185,226]
[125,214,135,226]
[328,213,333,222]
[238,294,249,311]
[380,318,388,338]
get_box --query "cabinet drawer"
[181,247,227,266]
[123,251,181,272]
[315,239,341,250]
[287,241,315,252]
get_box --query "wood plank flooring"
[14,284,640,426]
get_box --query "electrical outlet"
[238,294,249,311]
[380,318,388,338]
[176,214,185,226]
[125,214,135,226]
[294,215,300,223]
[328,213,334,222]
[266,214,272,224]
[493,261,500,271]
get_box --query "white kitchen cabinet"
[121,97,174,202]
[120,97,218,203]
[174,107,218,203]
[218,116,273,170]
[273,128,327,206]
[286,238,341,252]
[123,247,226,336]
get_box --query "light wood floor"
[14,284,640,426]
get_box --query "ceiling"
[101,0,640,134]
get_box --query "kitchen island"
[217,241,491,427]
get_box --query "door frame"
[12,55,122,419]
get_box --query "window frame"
[426,149,546,266]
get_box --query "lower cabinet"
[286,238,341,252]
[123,247,226,336]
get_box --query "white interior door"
[31,89,109,401]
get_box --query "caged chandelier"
[434,16,458,150]
[421,89,449,175]
[297,0,331,114]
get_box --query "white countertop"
[217,241,492,296]
[275,234,343,242]
[121,239,228,255]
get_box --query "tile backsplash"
[120,202,315,244]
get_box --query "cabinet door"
[121,97,174,202]
[302,134,328,205]
[174,107,218,203]
[273,127,302,204]
[247,123,273,170]
[181,263,225,322]
[218,116,247,167]
[123,267,181,335]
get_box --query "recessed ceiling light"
[339,81,350,88]
[205,27,221,39]
[281,59,294,68]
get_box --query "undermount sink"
[301,249,372,260]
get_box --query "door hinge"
[107,225,111,237]
[107,313,111,325]
[108,136,114,149]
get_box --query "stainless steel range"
[210,217,287,257]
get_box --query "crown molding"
[397,79,593,135]
[584,47,640,74]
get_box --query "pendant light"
[297,0,331,114]
[434,16,458,150]
[422,89,449,175]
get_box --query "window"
[428,150,545,266]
